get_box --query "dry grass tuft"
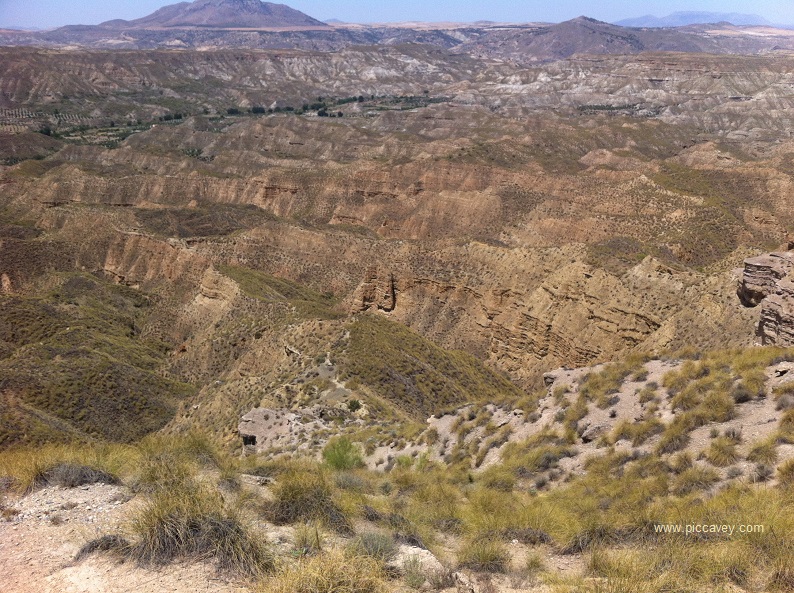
[263,466,351,534]
[457,537,510,573]
[128,485,273,577]
[75,535,130,562]
[259,549,387,593]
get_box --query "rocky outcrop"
[737,252,794,307]
[757,278,794,346]
[238,405,353,454]
[350,266,397,313]
[738,251,794,346]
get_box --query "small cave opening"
[242,434,257,446]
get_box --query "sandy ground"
[0,483,248,593]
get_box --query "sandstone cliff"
[738,251,794,345]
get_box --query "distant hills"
[99,0,328,29]
[455,16,753,62]
[3,2,794,60]
[615,11,771,28]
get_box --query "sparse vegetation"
[339,315,524,418]
[6,38,794,593]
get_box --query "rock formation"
[737,252,794,307]
[738,251,794,345]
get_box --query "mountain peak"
[101,0,327,29]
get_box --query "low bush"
[322,437,364,470]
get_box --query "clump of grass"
[609,418,663,446]
[479,466,516,492]
[669,452,693,474]
[747,437,778,465]
[75,534,130,561]
[35,462,119,489]
[322,437,364,470]
[778,459,794,486]
[457,537,510,572]
[525,552,545,575]
[293,522,323,557]
[705,437,740,467]
[579,356,647,407]
[259,549,387,593]
[131,432,223,493]
[334,471,369,492]
[0,443,133,493]
[263,466,351,534]
[671,466,720,496]
[750,464,774,483]
[638,385,658,404]
[403,555,427,589]
[656,419,692,454]
[128,485,272,576]
[349,531,397,563]
[778,409,794,443]
[405,478,464,534]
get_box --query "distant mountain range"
[615,11,771,28]
[3,2,794,60]
[99,0,328,29]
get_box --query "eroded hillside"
[5,47,794,444]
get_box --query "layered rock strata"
[738,251,794,345]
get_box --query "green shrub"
[323,437,364,470]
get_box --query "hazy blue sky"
[2,0,793,29]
